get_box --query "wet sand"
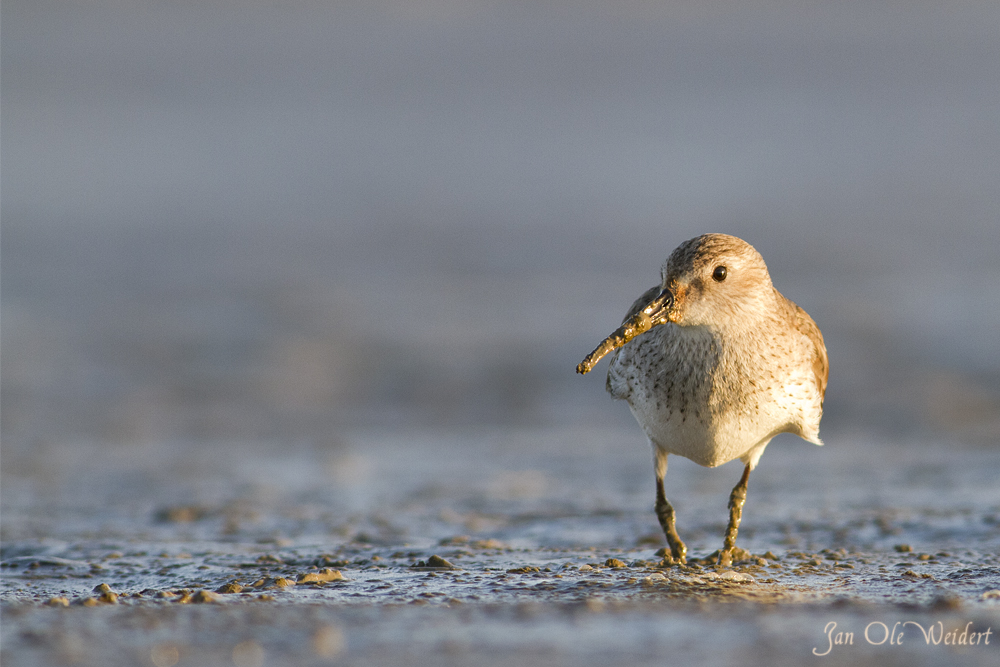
[3,428,999,666]
[5,2,1000,664]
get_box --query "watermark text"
[813,621,992,656]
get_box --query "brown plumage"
[591,233,828,566]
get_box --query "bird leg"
[718,464,751,568]
[655,473,687,564]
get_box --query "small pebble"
[426,555,459,569]
[642,573,667,587]
[931,594,962,610]
[604,558,627,569]
[46,597,70,607]
[297,569,344,584]
[191,590,219,603]
[216,582,244,594]
[901,570,933,579]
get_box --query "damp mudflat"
[2,428,999,666]
[6,1,1000,664]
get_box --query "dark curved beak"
[642,288,674,326]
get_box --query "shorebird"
[577,234,828,566]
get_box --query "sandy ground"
[3,428,999,666]
[5,3,1000,665]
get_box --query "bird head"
[642,234,775,328]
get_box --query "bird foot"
[659,540,687,565]
[653,546,687,566]
[653,547,684,567]
[655,498,688,564]
[717,546,752,568]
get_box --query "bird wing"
[605,285,662,399]
[793,303,828,400]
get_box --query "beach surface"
[4,1,1000,665]
[3,429,999,666]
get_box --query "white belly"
[628,399,771,468]
[628,367,823,468]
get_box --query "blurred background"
[4,0,1000,459]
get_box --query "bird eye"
[712,265,727,282]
